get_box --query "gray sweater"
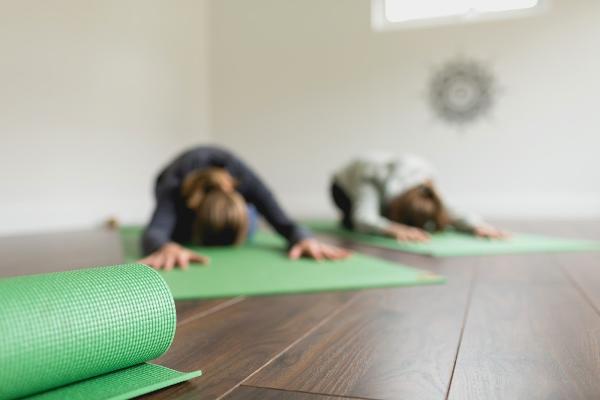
[333,153,484,234]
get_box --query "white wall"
[210,0,600,219]
[2,0,599,236]
[0,0,211,235]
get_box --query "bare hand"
[139,242,210,271]
[385,224,430,242]
[288,238,351,261]
[473,225,510,239]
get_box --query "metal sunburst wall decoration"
[429,57,497,125]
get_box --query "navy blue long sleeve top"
[142,146,310,255]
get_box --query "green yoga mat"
[0,265,201,400]
[120,227,443,300]
[306,220,600,257]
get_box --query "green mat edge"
[107,366,202,400]
[24,365,202,400]
[150,271,446,301]
[428,243,600,257]
[304,220,600,257]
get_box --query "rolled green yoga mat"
[120,227,444,300]
[0,265,201,400]
[305,220,600,257]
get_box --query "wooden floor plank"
[3,221,598,400]
[244,262,474,400]
[175,297,246,326]
[225,386,355,400]
[448,221,600,399]
[550,221,600,314]
[448,281,600,400]
[0,229,123,277]
[140,292,357,399]
[561,253,600,313]
[475,252,566,286]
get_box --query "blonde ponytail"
[181,168,238,209]
[181,168,248,246]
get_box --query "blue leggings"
[246,204,259,240]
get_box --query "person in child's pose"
[141,146,350,270]
[330,153,507,242]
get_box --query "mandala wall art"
[429,57,498,126]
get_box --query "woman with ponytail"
[330,153,506,242]
[140,146,350,270]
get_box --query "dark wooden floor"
[1,221,599,400]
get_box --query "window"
[372,0,546,30]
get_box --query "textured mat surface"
[305,220,600,257]
[0,265,201,400]
[25,364,201,400]
[120,227,444,300]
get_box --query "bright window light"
[384,0,539,23]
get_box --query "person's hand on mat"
[385,224,430,242]
[473,225,510,240]
[139,242,210,271]
[288,238,351,261]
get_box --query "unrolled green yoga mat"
[120,227,443,300]
[305,220,600,257]
[0,265,201,400]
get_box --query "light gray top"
[333,153,484,234]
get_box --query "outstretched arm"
[142,191,178,255]
[140,190,209,270]
[353,183,429,242]
[244,170,350,260]
[448,208,508,239]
